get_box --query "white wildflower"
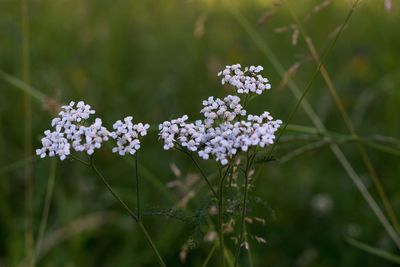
[159,94,282,165]
[158,115,190,150]
[218,64,271,95]
[37,101,110,159]
[110,116,150,156]
[72,118,110,155]
[36,130,71,160]
[51,101,95,132]
[200,95,246,127]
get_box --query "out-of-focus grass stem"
[287,5,400,233]
[20,0,34,265]
[226,0,400,250]
[35,159,57,259]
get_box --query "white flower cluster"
[159,115,190,150]
[218,64,271,95]
[36,101,110,160]
[200,95,246,126]
[71,118,110,155]
[110,116,150,156]
[159,96,282,165]
[36,130,70,160]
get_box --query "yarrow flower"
[200,95,246,126]
[71,118,110,155]
[36,130,71,160]
[159,97,282,165]
[159,115,190,150]
[36,101,110,160]
[110,116,150,156]
[159,64,281,165]
[218,64,271,95]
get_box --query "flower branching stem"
[69,154,90,166]
[87,156,166,267]
[135,153,141,220]
[177,146,218,199]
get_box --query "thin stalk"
[135,153,141,220]
[286,0,400,235]
[90,160,138,221]
[35,159,57,259]
[137,221,166,267]
[226,0,400,250]
[279,136,400,163]
[201,242,218,267]
[0,156,36,175]
[218,166,231,267]
[181,148,218,199]
[267,0,359,158]
[0,70,45,102]
[244,224,254,267]
[303,33,400,234]
[69,154,90,166]
[228,165,235,188]
[234,156,251,267]
[89,158,166,267]
[20,0,34,265]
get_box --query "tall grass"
[226,0,400,256]
[20,0,34,266]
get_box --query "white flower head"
[52,101,95,132]
[37,101,110,160]
[72,118,110,155]
[200,95,246,127]
[158,115,189,150]
[218,64,271,95]
[36,130,70,160]
[159,94,282,165]
[110,116,150,156]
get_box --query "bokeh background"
[1,0,400,266]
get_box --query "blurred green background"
[1,0,400,266]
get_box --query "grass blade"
[346,237,400,264]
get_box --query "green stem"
[35,159,57,259]
[267,0,359,158]
[201,242,218,267]
[234,156,251,267]
[181,148,218,199]
[89,158,166,267]
[137,221,167,267]
[244,224,254,267]
[135,153,141,220]
[218,166,231,267]
[69,154,90,166]
[90,159,138,221]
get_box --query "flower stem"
[137,221,167,267]
[90,159,138,222]
[181,148,218,199]
[234,156,251,267]
[89,158,166,267]
[218,166,231,267]
[135,153,141,220]
[69,154,90,166]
